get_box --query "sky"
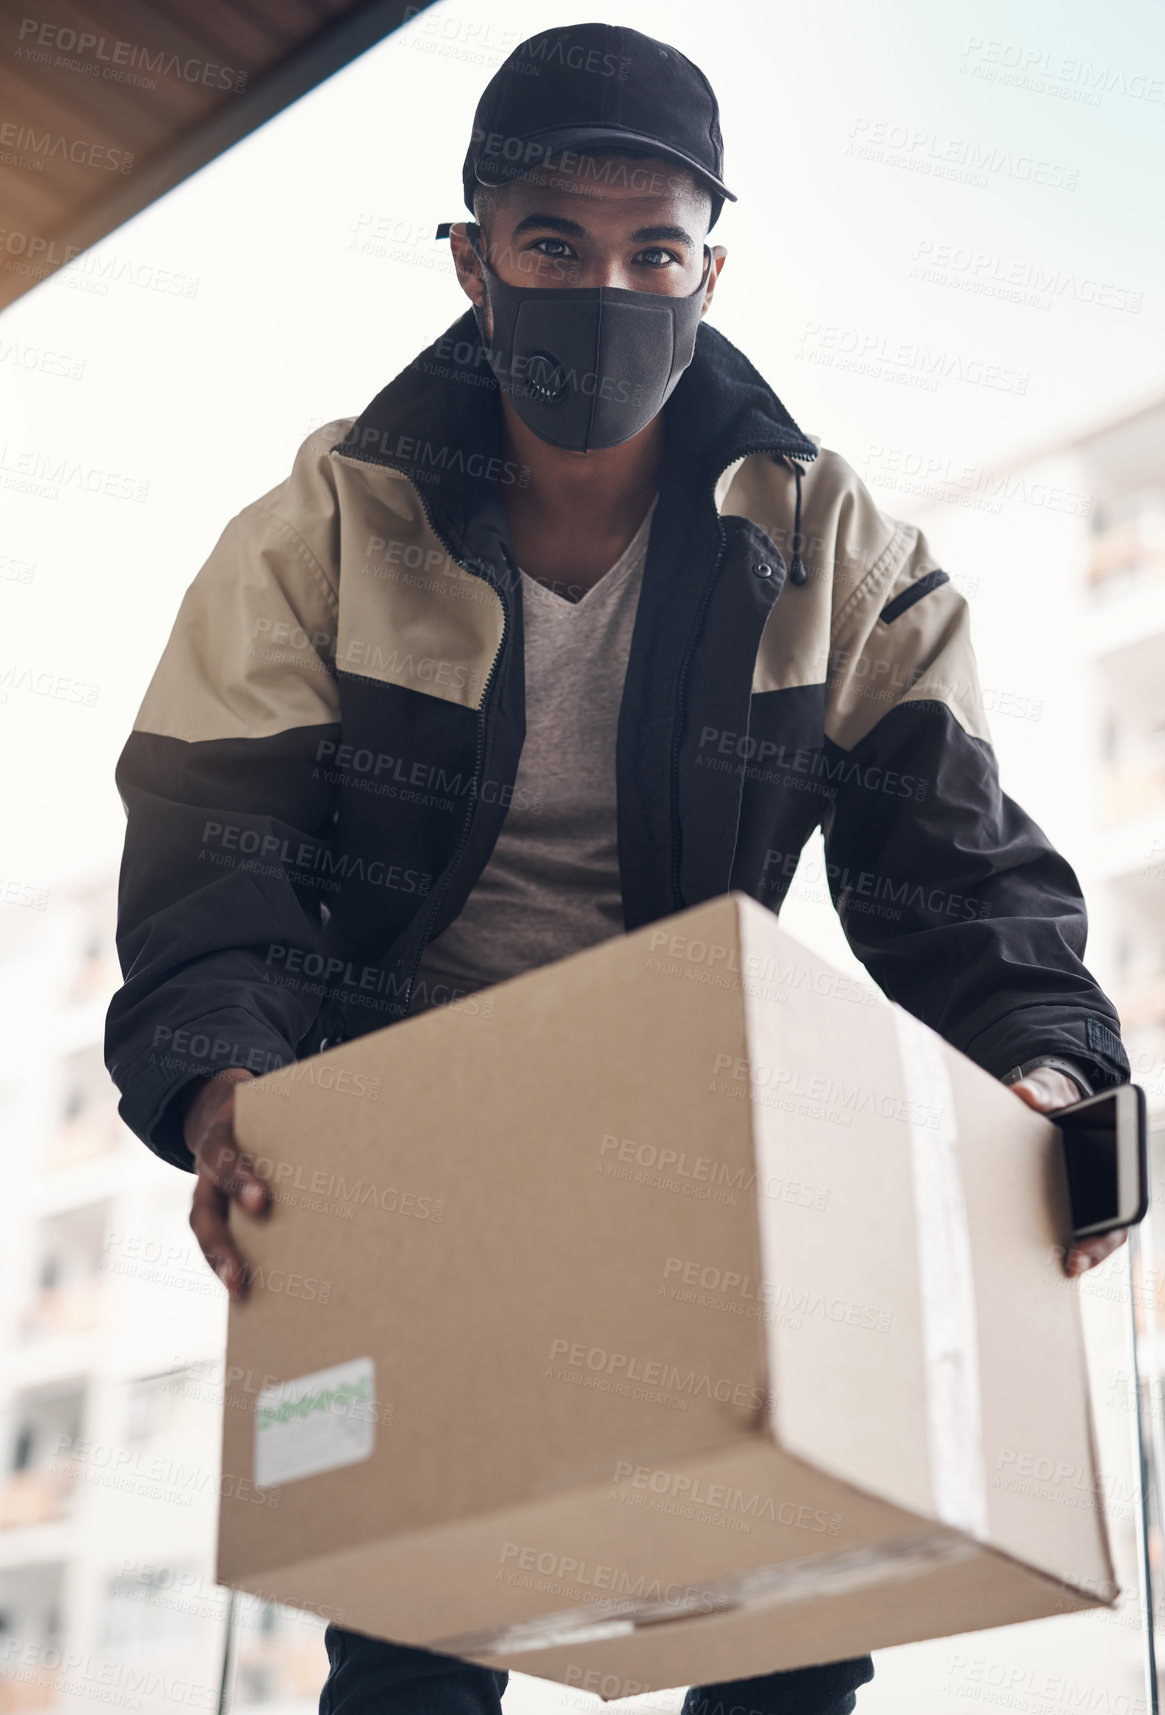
[2,0,1164,900]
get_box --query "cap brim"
[473,124,736,205]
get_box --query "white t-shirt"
[408,497,657,1015]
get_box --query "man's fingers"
[189,1176,252,1300]
[1064,1228,1129,1277]
[194,1114,269,1216]
[187,1072,270,1296]
[1009,1069,1083,1114]
[183,1070,267,1213]
[1009,1074,1124,1279]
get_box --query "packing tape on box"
[892,1007,989,1539]
[434,1530,977,1657]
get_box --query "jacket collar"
[332,307,817,567]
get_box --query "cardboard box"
[219,892,1115,1698]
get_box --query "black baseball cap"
[462,22,737,229]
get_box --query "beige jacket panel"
[331,454,504,713]
[134,421,349,745]
[724,444,991,750]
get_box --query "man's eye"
[635,248,679,268]
[530,238,576,259]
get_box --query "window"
[100,1567,204,1648]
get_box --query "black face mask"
[469,226,711,452]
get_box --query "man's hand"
[184,1067,269,1300]
[1009,1066,1128,1278]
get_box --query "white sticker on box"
[254,1357,376,1489]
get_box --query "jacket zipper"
[402,590,507,1019]
[332,450,510,1028]
[669,441,817,913]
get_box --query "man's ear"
[699,244,727,320]
[449,221,485,309]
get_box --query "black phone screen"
[1061,1102,1119,1231]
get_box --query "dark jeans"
[320,1626,874,1714]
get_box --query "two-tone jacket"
[104,308,1130,1170]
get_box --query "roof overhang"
[0,0,437,311]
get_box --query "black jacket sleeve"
[104,430,347,1170]
[820,523,1129,1095]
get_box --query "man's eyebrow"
[629,224,696,247]
[509,214,697,247]
[510,213,588,238]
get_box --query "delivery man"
[104,22,1132,1715]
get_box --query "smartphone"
[1056,1084,1148,1240]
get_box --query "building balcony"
[0,1668,57,1713]
[0,1469,73,1531]
[1083,501,1165,654]
[1105,760,1165,827]
[65,936,121,1011]
[18,1284,102,1343]
[46,1109,123,1174]
[234,1630,328,1705]
[1112,971,1165,1034]
[1087,496,1165,588]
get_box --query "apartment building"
[856,389,1165,1710]
[0,869,327,1714]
